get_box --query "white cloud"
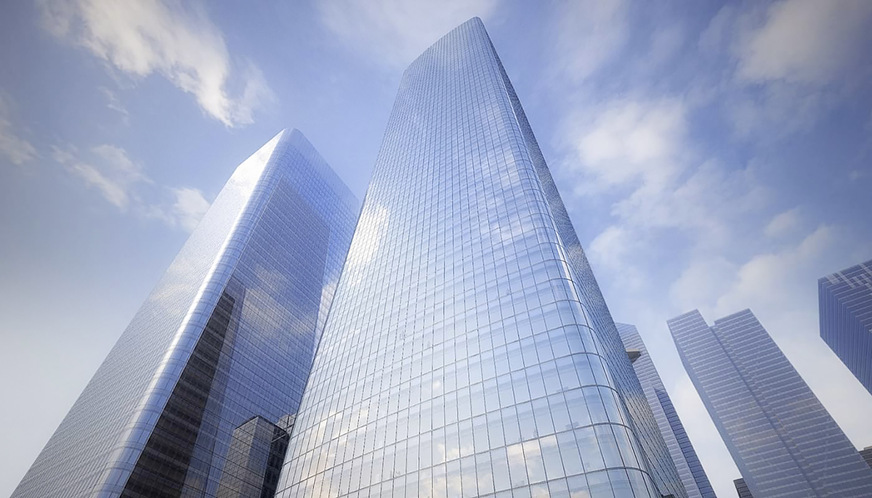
[39,0,272,127]
[714,224,837,315]
[53,144,149,209]
[551,0,629,82]
[588,225,646,292]
[764,207,802,238]
[317,0,498,68]
[568,98,688,191]
[0,95,38,166]
[168,187,210,232]
[53,143,210,231]
[669,256,737,314]
[698,1,872,141]
[98,86,129,121]
[737,0,872,85]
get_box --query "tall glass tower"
[819,259,872,395]
[668,309,872,497]
[12,130,359,498]
[617,324,716,498]
[276,18,673,498]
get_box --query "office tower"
[862,447,872,469]
[12,130,359,497]
[668,309,872,497]
[819,259,872,395]
[618,324,716,498]
[733,479,753,498]
[277,18,673,498]
[732,447,872,498]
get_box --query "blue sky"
[2,1,872,496]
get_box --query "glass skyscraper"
[12,130,359,497]
[668,309,872,497]
[276,18,674,498]
[15,17,695,498]
[617,324,716,498]
[819,259,872,395]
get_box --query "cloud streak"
[39,0,272,127]
[53,143,210,231]
[0,95,38,166]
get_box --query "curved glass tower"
[12,130,359,498]
[276,18,665,498]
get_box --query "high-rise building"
[668,309,872,497]
[819,259,872,395]
[12,130,359,497]
[861,447,872,470]
[276,18,676,498]
[734,448,872,498]
[617,324,716,498]
[733,478,753,498]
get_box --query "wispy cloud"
[699,0,872,140]
[764,207,803,239]
[53,143,209,231]
[0,94,38,166]
[38,0,273,127]
[164,187,210,232]
[549,0,629,83]
[735,0,872,85]
[566,98,688,191]
[317,0,498,68]
[98,86,129,123]
[53,144,149,209]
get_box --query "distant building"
[862,447,872,470]
[618,323,716,498]
[668,309,872,497]
[733,447,872,498]
[819,259,872,395]
[733,478,753,498]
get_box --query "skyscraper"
[733,478,752,498]
[617,323,716,498]
[12,130,359,497]
[819,259,872,395]
[276,18,674,498]
[668,309,872,497]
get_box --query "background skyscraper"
[668,309,872,497]
[12,130,359,497]
[819,259,872,395]
[618,323,717,498]
[276,18,677,498]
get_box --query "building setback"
[277,17,677,498]
[12,130,359,497]
[618,323,717,498]
[819,259,872,395]
[668,309,872,497]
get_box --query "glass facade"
[494,24,685,498]
[668,309,872,497]
[819,259,872,395]
[276,18,664,498]
[733,478,753,498]
[12,130,359,498]
[617,324,715,498]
